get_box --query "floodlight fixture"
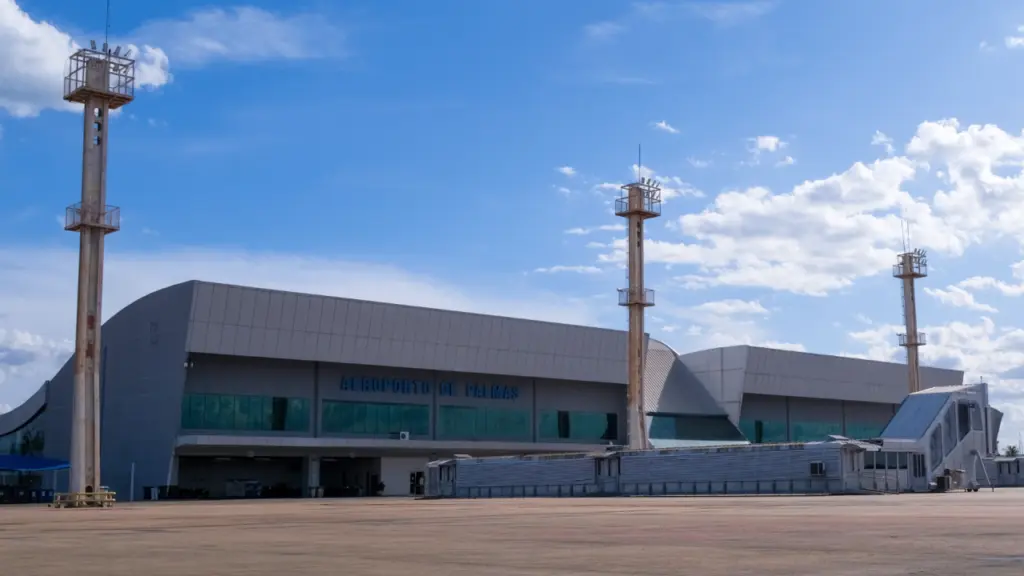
[90,40,97,50]
[113,46,121,57]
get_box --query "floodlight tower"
[893,248,927,395]
[615,174,662,451]
[62,41,134,498]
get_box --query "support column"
[305,456,321,497]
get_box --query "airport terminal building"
[0,281,964,500]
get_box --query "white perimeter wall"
[380,456,429,496]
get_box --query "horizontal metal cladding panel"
[187,282,628,385]
[844,401,898,426]
[789,398,843,423]
[534,379,623,414]
[183,355,315,399]
[455,457,595,488]
[643,340,726,416]
[675,347,748,423]
[619,445,844,484]
[741,347,949,404]
[738,394,787,421]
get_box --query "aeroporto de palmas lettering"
[339,376,520,400]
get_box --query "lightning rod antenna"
[105,0,111,52]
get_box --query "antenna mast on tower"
[615,148,661,450]
[893,218,927,396]
[59,0,135,505]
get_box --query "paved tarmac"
[1,491,1022,575]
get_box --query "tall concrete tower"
[893,248,927,395]
[62,42,134,498]
[615,174,661,451]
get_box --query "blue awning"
[0,455,69,472]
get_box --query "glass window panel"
[538,411,558,440]
[352,403,367,433]
[218,395,236,430]
[235,395,251,430]
[339,402,356,433]
[389,405,405,434]
[365,403,380,435]
[286,398,309,432]
[204,395,221,430]
[249,396,265,430]
[409,405,429,436]
[188,394,206,429]
[258,396,273,431]
[376,403,391,434]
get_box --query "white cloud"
[533,265,603,274]
[954,260,1024,297]
[0,0,169,117]
[583,21,623,40]
[591,119,1024,296]
[1005,26,1024,49]
[689,1,777,26]
[689,299,768,316]
[130,6,346,67]
[654,298,797,351]
[687,157,711,168]
[0,247,605,408]
[652,120,679,134]
[565,224,625,235]
[745,135,788,165]
[924,285,998,313]
[557,166,576,177]
[751,135,786,152]
[0,403,10,414]
[776,155,795,167]
[871,130,895,156]
[847,316,1024,420]
[0,1,343,117]
[627,165,705,200]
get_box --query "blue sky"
[3,0,1024,447]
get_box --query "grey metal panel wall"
[535,378,626,444]
[642,339,727,417]
[184,355,317,435]
[843,401,898,431]
[738,394,787,422]
[675,347,749,423]
[45,282,194,500]
[456,456,595,487]
[185,282,627,386]
[742,347,964,404]
[788,397,843,424]
[619,444,843,484]
[0,382,46,436]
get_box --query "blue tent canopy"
[0,455,69,472]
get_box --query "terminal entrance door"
[321,457,380,497]
[409,471,425,496]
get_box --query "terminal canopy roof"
[0,455,69,472]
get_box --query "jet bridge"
[875,383,993,492]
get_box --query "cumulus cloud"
[924,285,997,313]
[0,247,606,409]
[593,120,1024,296]
[688,1,777,26]
[129,6,346,67]
[872,130,895,155]
[652,120,679,134]
[557,166,576,177]
[0,1,344,117]
[564,224,625,235]
[533,265,603,274]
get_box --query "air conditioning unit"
[399,431,411,441]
